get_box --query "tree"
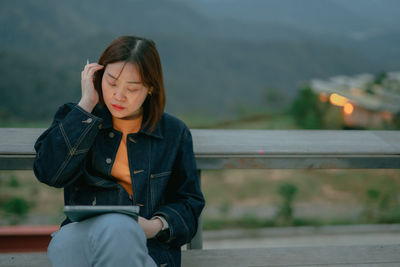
[374,72,387,85]
[290,86,323,129]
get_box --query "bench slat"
[182,244,400,267]
[1,128,399,170]
[1,244,399,267]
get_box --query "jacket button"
[86,118,93,123]
[106,158,112,164]
[109,132,115,138]
[98,123,103,130]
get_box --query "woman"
[33,35,205,267]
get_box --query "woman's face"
[102,61,150,120]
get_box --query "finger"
[91,65,105,72]
[82,63,103,73]
[81,65,104,79]
[87,66,104,78]
[85,62,102,67]
[85,64,104,73]
[137,216,145,225]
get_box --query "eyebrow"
[106,73,142,84]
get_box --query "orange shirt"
[111,115,142,196]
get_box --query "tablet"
[64,205,140,222]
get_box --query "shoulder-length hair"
[94,35,166,133]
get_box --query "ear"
[148,86,154,95]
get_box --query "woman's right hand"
[78,62,104,113]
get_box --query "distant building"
[310,72,400,128]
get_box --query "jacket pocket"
[150,171,171,211]
[70,186,119,206]
[150,171,171,179]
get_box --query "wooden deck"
[1,244,399,267]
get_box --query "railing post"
[187,169,203,250]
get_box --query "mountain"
[184,0,397,36]
[183,0,400,70]
[335,0,400,27]
[0,0,397,122]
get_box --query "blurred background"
[0,0,399,240]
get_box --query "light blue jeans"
[48,213,157,267]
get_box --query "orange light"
[330,93,348,107]
[319,92,329,102]
[343,102,354,115]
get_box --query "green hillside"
[0,0,396,122]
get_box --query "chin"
[111,112,126,118]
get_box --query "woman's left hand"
[137,216,163,239]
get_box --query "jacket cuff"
[153,204,195,246]
[151,215,169,230]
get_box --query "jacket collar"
[93,104,163,139]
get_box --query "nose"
[113,87,126,101]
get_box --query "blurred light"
[343,102,354,115]
[319,92,329,102]
[330,93,348,107]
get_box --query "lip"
[112,104,125,111]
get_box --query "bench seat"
[1,244,399,267]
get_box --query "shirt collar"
[93,104,164,139]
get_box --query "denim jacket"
[33,102,205,267]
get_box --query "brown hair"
[94,35,166,133]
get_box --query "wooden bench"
[1,244,400,266]
[1,128,399,265]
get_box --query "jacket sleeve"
[153,127,205,247]
[33,103,103,188]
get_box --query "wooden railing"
[1,128,399,251]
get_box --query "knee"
[47,223,87,264]
[48,223,79,252]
